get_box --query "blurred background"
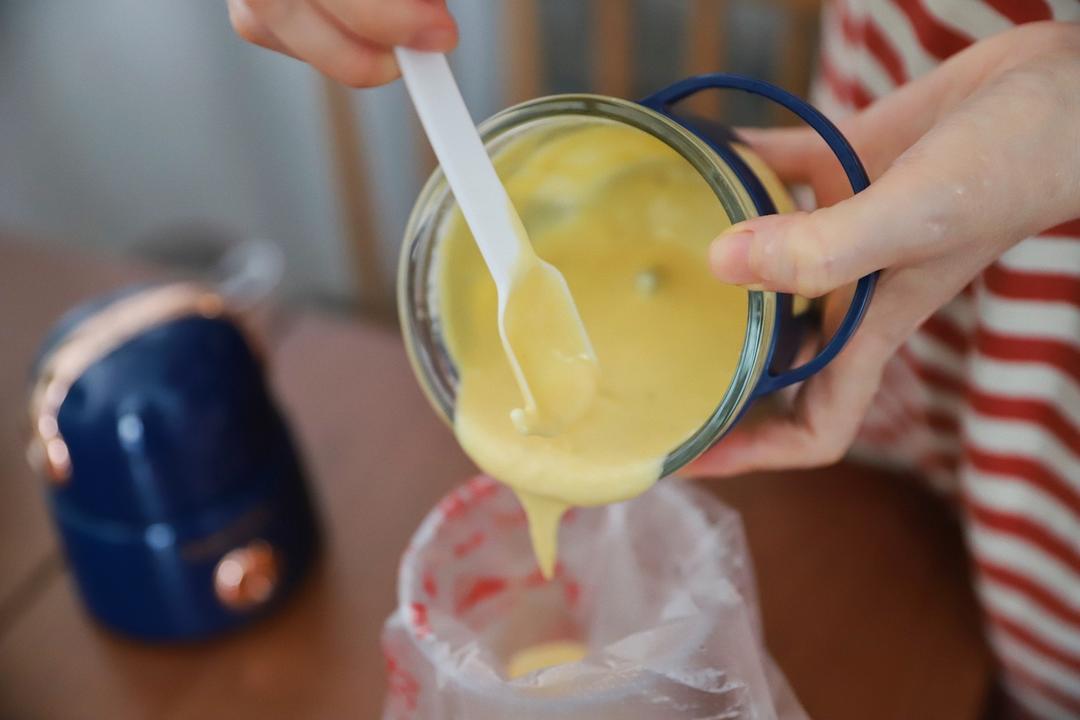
[0,0,820,317]
[1,5,1005,719]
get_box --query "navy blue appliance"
[26,282,319,641]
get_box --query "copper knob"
[26,408,72,485]
[214,540,279,611]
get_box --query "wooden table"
[0,240,993,719]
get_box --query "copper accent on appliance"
[213,540,280,611]
[26,283,225,485]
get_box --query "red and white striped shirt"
[822,2,1080,718]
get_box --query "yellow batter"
[506,640,588,679]
[500,234,599,438]
[437,121,786,577]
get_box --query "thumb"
[706,116,1001,298]
[711,96,957,298]
[708,186,904,297]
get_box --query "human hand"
[227,0,458,87]
[688,21,1080,477]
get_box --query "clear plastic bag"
[382,476,808,720]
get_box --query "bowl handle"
[642,74,877,396]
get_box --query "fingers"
[686,258,963,479]
[734,81,936,187]
[734,126,828,185]
[227,0,293,56]
[730,36,1014,198]
[708,64,1068,300]
[315,0,457,50]
[685,352,882,477]
[732,82,944,202]
[716,112,939,298]
[692,23,1080,479]
[684,300,892,478]
[229,0,459,88]
[235,0,399,87]
[714,27,1080,298]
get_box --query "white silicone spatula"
[395,48,597,435]
[395,49,521,293]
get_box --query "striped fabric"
[817,2,1080,718]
